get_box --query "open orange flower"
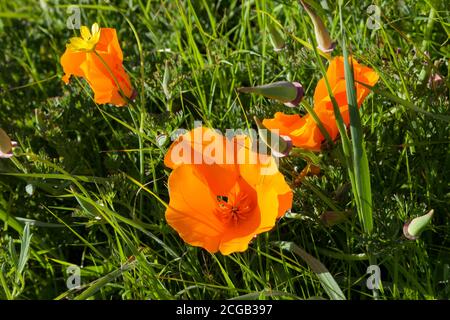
[164,127,293,255]
[263,56,379,151]
[60,23,134,106]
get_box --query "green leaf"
[16,223,32,282]
[341,8,373,234]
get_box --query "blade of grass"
[341,34,373,234]
[339,1,377,299]
[74,260,137,300]
[15,223,32,283]
[275,241,346,300]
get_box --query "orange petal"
[164,127,238,195]
[96,29,133,100]
[277,190,294,218]
[166,165,226,253]
[313,104,339,139]
[265,173,293,219]
[81,52,130,106]
[313,57,344,104]
[255,188,281,233]
[314,56,379,110]
[219,233,255,255]
[235,136,293,221]
[96,28,124,61]
[263,112,323,150]
[60,50,87,84]
[165,127,227,168]
[256,175,293,229]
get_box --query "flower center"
[67,23,101,52]
[216,191,254,226]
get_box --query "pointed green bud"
[267,21,285,52]
[238,81,304,107]
[0,128,17,159]
[299,0,335,53]
[254,116,292,157]
[403,209,434,240]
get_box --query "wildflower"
[164,127,293,255]
[263,57,379,150]
[60,23,134,106]
[0,128,17,158]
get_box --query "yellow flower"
[67,23,101,52]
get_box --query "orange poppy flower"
[164,127,293,255]
[313,56,379,125]
[60,23,134,106]
[263,56,379,150]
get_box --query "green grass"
[0,0,449,300]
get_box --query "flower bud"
[0,128,17,158]
[428,73,443,90]
[254,116,292,157]
[238,81,304,107]
[299,0,335,53]
[403,209,434,240]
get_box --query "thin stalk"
[0,266,12,300]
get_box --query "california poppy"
[263,56,379,150]
[164,127,293,255]
[313,56,379,125]
[60,23,134,106]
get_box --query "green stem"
[92,50,130,103]
[0,265,13,300]
[121,14,149,215]
[93,49,145,217]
